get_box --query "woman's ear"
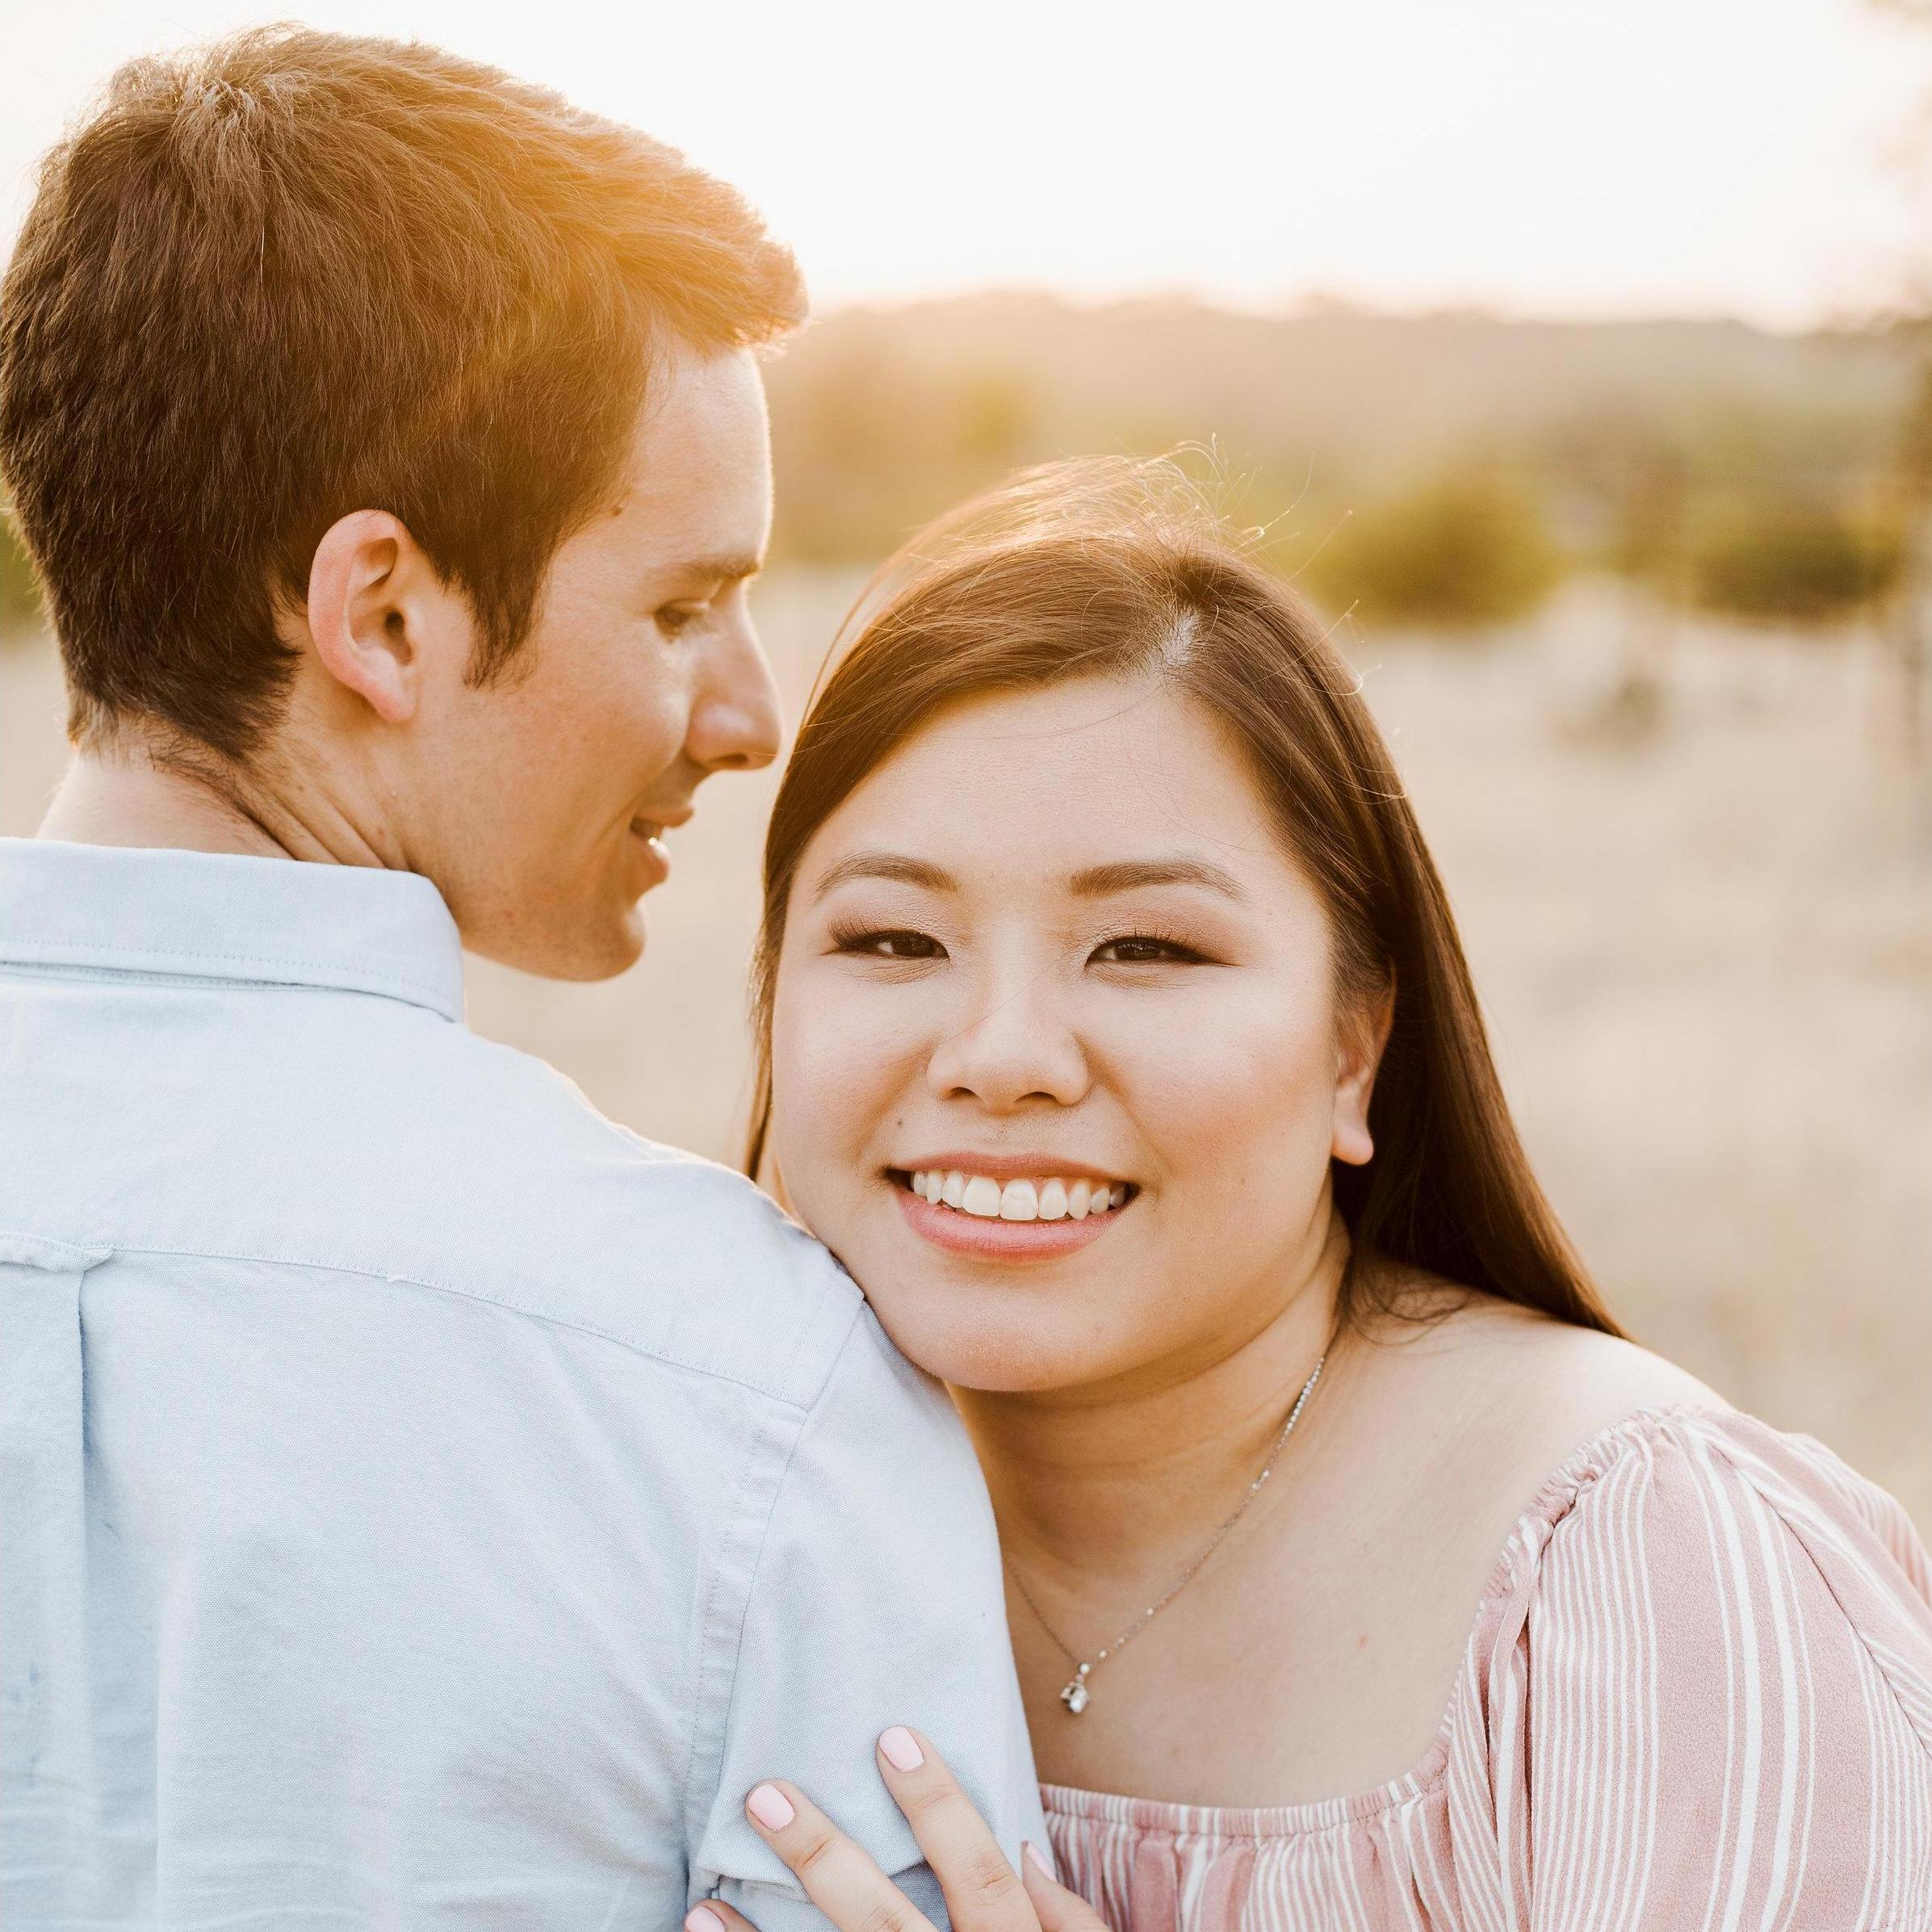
[302,509,434,725]
[1332,974,1397,1167]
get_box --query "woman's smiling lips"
[887,1154,1137,1262]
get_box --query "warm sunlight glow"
[5,0,1930,329]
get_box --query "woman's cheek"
[770,989,857,1201]
[1127,995,1326,1121]
[773,973,924,1184]
[1125,1009,1339,1214]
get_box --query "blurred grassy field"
[4,573,1927,1534]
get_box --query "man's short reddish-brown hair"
[0,27,805,757]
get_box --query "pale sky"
[6,0,1930,329]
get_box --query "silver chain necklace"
[1006,1352,1327,1716]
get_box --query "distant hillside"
[764,295,1917,566]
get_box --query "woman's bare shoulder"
[1353,1278,1727,1502]
[1261,1285,1732,1795]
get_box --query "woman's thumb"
[1021,1842,1110,1932]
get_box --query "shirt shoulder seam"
[83,1237,857,1410]
[0,938,455,1008]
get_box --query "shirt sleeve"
[689,1303,1046,1932]
[1491,1414,1932,1930]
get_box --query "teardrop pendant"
[1059,1675,1091,1714]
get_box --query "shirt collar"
[0,838,465,1021]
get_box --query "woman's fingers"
[737,1778,940,1932]
[685,1900,755,1932]
[712,1730,1106,1932]
[1019,1842,1110,1932]
[678,1868,1098,1932]
[869,1727,1055,1932]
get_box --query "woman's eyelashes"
[825,921,1216,969]
[828,924,945,961]
[1090,931,1213,966]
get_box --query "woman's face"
[769,674,1382,1394]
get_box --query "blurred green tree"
[768,342,1049,564]
[1301,470,1562,630]
[1,512,44,639]
[1685,498,1903,623]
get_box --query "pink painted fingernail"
[686,1909,727,1932]
[878,1725,924,1771]
[1024,1842,1058,1883]
[747,1783,795,1830]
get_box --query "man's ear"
[304,510,437,725]
[1332,972,1397,1168]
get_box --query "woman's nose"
[925,974,1091,1113]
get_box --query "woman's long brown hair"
[746,457,1621,1336]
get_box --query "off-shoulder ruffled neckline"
[1038,1400,1777,1839]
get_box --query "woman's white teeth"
[906,1171,1129,1221]
[962,1176,1004,1217]
[998,1180,1038,1222]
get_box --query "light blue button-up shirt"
[0,837,1042,1929]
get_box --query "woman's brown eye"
[1095,936,1196,965]
[833,928,942,960]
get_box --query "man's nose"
[688,614,782,773]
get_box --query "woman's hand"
[685,1726,1108,1932]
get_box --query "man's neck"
[953,1214,1349,1606]
[37,740,388,868]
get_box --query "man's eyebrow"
[1067,858,1248,901]
[677,551,764,585]
[812,853,958,900]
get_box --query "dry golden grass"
[4,570,1926,1533]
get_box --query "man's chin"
[461,897,647,983]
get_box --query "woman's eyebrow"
[811,853,957,899]
[810,853,1247,903]
[1067,858,1248,901]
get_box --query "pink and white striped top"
[1043,1407,1932,1932]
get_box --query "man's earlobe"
[304,510,426,725]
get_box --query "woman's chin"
[860,1286,1130,1395]
[798,1193,1155,1392]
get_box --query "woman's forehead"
[803,677,1297,895]
[863,678,1243,805]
